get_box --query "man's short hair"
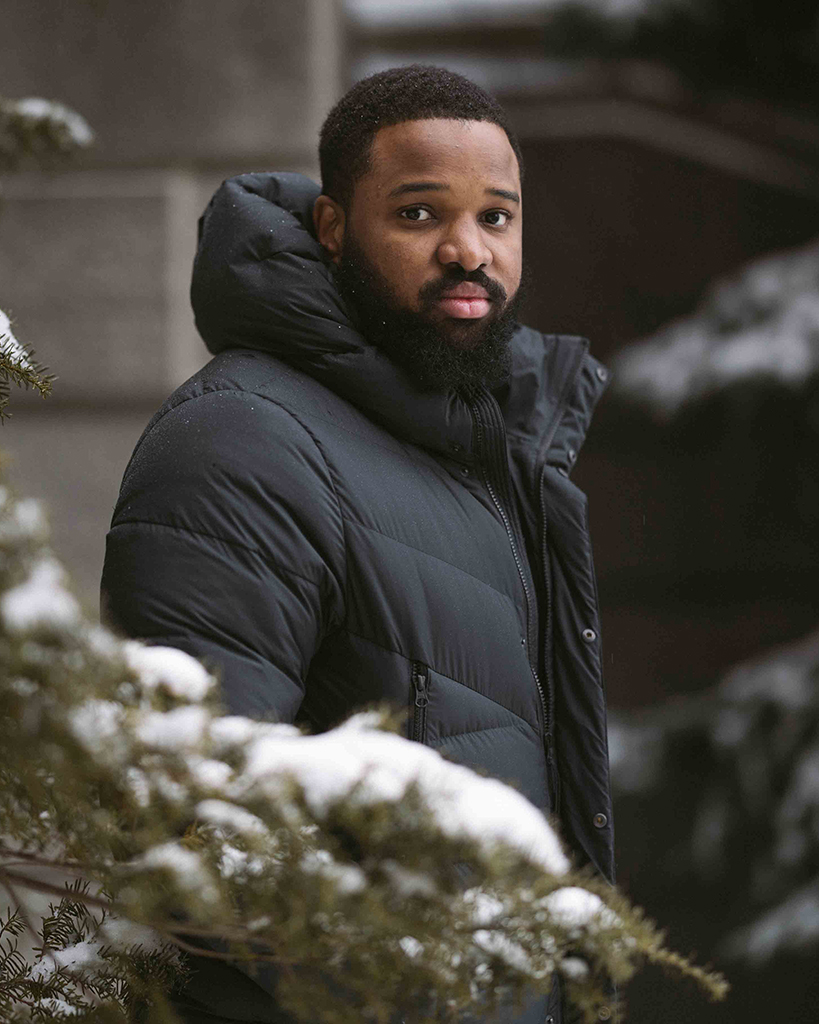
[319,64,524,208]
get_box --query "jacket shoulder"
[188,348,394,439]
[115,352,349,538]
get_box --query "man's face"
[315,118,524,391]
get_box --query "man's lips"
[435,283,492,320]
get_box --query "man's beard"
[335,231,522,393]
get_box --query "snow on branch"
[611,239,819,418]
[0,96,93,171]
[0,474,726,1022]
[608,626,819,963]
[724,881,819,963]
[0,310,54,418]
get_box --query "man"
[102,65,613,1024]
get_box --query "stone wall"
[0,0,343,607]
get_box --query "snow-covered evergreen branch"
[610,240,819,418]
[0,97,93,171]
[0,310,54,418]
[0,476,727,1022]
[609,628,819,962]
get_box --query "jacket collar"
[502,327,609,474]
[191,172,606,466]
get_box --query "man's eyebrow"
[387,182,521,204]
[487,188,520,203]
[388,181,449,198]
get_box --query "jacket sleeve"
[101,389,346,723]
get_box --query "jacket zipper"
[531,346,589,815]
[539,467,560,814]
[411,661,429,744]
[470,390,550,742]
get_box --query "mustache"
[418,268,508,308]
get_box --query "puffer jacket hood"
[190,172,607,472]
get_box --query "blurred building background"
[1,0,342,605]
[3,0,819,1020]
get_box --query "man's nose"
[436,218,492,272]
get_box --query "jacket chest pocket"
[410,662,429,744]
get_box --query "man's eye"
[483,210,511,227]
[400,207,433,222]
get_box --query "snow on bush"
[0,478,726,1023]
[2,557,80,632]
[236,714,571,876]
[607,628,819,963]
[0,96,93,169]
[0,308,54,415]
[7,98,93,148]
[612,239,819,417]
[0,310,36,374]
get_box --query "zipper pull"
[413,664,429,708]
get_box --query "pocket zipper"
[411,662,429,744]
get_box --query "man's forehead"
[366,118,520,192]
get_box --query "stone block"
[0,171,207,401]
[1,0,340,167]
[0,406,154,610]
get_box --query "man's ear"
[313,195,345,265]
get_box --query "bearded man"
[102,65,614,1024]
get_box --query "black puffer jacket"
[102,172,613,1024]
